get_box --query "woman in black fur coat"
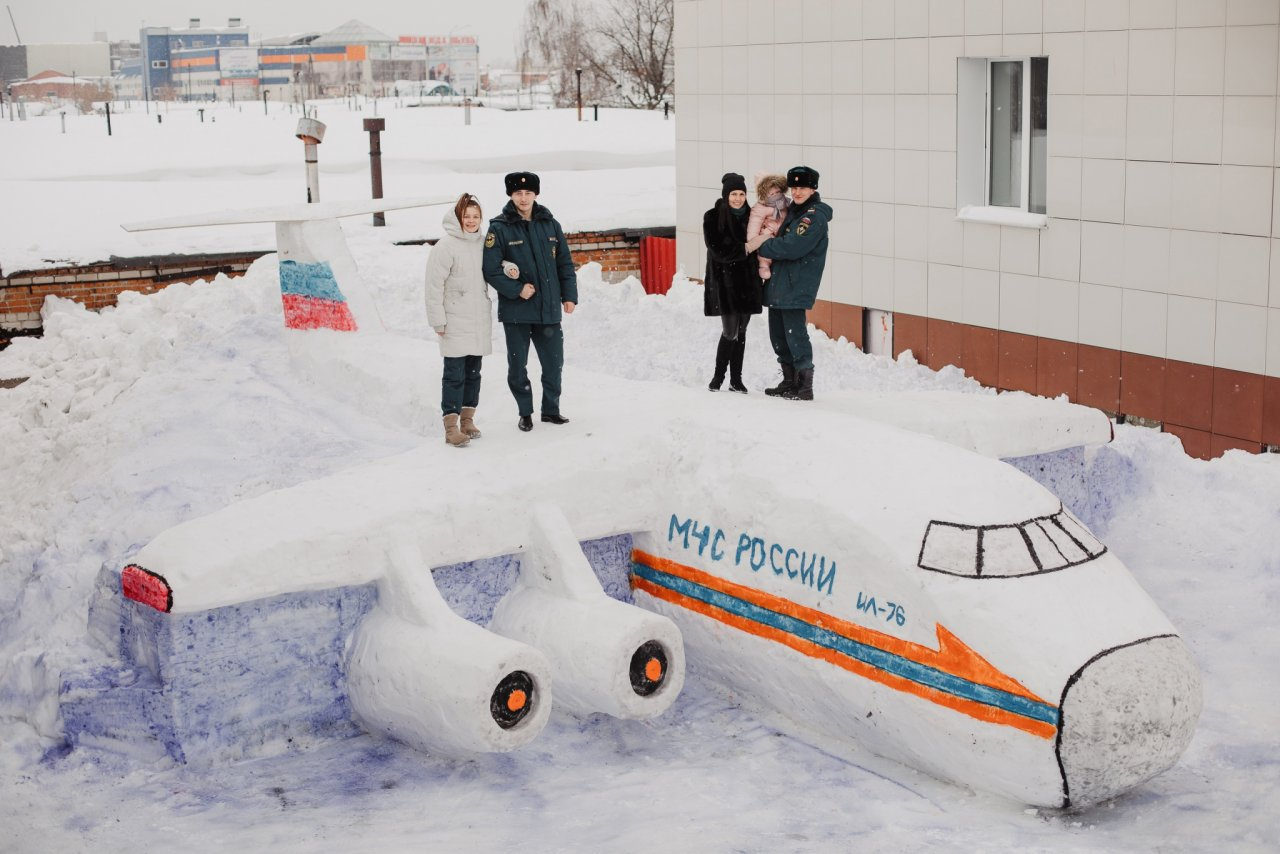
[702,172,763,393]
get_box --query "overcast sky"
[3,0,533,65]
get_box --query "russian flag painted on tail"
[279,260,358,332]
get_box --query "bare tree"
[521,0,607,107]
[586,0,674,109]
[521,0,673,110]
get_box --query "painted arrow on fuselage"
[630,549,1058,739]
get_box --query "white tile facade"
[674,0,1280,377]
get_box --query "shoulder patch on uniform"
[797,224,808,236]
[484,232,496,248]
[800,216,812,225]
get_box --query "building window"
[151,60,169,69]
[957,57,1048,228]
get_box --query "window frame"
[984,58,1032,214]
[956,55,1048,229]
[916,505,1107,579]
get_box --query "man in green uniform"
[482,171,578,432]
[747,166,833,402]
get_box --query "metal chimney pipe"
[295,117,326,203]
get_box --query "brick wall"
[565,231,642,283]
[0,253,265,347]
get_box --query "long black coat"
[702,200,763,317]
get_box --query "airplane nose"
[1057,635,1202,809]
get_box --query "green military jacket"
[482,200,578,324]
[757,193,833,310]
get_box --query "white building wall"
[674,0,1280,380]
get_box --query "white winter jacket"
[424,210,493,358]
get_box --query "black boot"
[764,364,795,397]
[727,336,748,393]
[708,337,731,391]
[785,368,814,401]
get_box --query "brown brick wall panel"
[1212,367,1265,443]
[927,318,965,372]
[997,330,1038,392]
[1164,359,1214,433]
[807,299,833,338]
[1075,345,1121,412]
[1036,338,1078,400]
[1120,352,1165,421]
[830,302,862,348]
[962,325,1000,387]
[1264,376,1280,447]
[1211,433,1263,457]
[1163,424,1213,460]
[1,286,33,309]
[893,312,927,360]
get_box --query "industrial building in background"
[120,18,479,103]
[2,17,482,107]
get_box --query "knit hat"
[720,172,748,201]
[786,166,820,189]
[504,171,540,195]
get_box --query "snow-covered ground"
[1,102,1278,852]
[0,99,673,273]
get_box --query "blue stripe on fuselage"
[631,561,1059,727]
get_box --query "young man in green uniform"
[482,171,579,432]
[747,166,833,402]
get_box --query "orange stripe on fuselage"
[631,549,1055,740]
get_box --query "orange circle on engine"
[506,689,527,712]
[645,658,663,682]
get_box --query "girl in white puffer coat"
[425,193,511,447]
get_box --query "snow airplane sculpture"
[61,200,1201,811]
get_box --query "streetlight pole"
[262,87,269,115]
[576,68,582,121]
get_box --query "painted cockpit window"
[917,505,1106,578]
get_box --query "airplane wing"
[121,196,454,232]
[819,390,1112,458]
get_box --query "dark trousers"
[503,322,564,417]
[720,312,751,341]
[441,355,483,415]
[768,307,814,371]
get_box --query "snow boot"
[443,413,470,447]
[460,406,482,439]
[784,368,814,401]
[727,337,748,393]
[708,337,731,391]
[764,364,796,397]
